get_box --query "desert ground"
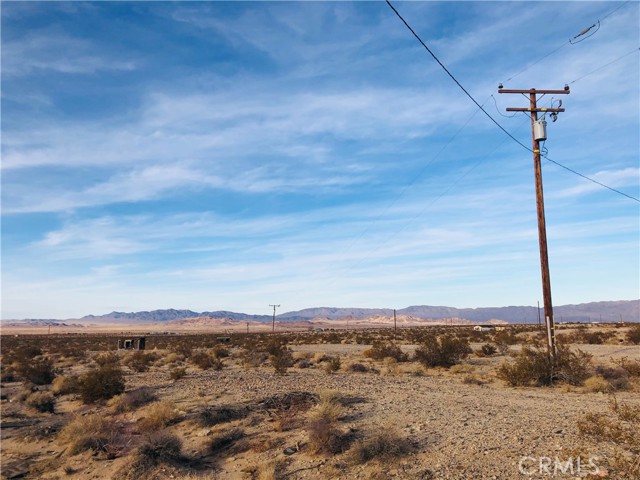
[1,323,639,480]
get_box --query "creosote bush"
[79,364,126,404]
[109,387,157,414]
[16,356,56,385]
[626,324,640,345]
[266,340,293,375]
[498,344,592,387]
[190,351,223,371]
[414,335,471,368]
[363,342,407,362]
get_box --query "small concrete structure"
[117,337,146,350]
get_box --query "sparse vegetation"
[138,400,178,432]
[414,335,471,368]
[626,324,640,344]
[363,341,407,362]
[349,428,412,464]
[79,364,126,403]
[498,344,592,387]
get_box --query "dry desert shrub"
[345,362,369,373]
[79,364,126,404]
[138,401,179,432]
[109,387,157,414]
[349,428,412,465]
[325,356,341,374]
[119,431,185,480]
[93,351,120,367]
[577,397,640,477]
[306,390,350,455]
[169,366,187,380]
[162,352,182,365]
[254,459,285,480]
[122,351,159,372]
[198,405,247,427]
[583,375,611,393]
[51,374,80,396]
[380,357,399,376]
[208,427,245,454]
[16,356,56,385]
[414,335,471,368]
[363,342,407,362]
[626,324,640,344]
[26,390,55,413]
[58,414,122,456]
[613,357,640,378]
[594,365,630,391]
[190,350,223,370]
[267,342,293,375]
[449,363,475,375]
[498,344,591,387]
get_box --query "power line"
[568,47,639,85]
[504,1,631,82]
[385,0,530,153]
[385,0,640,204]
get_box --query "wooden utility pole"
[498,87,570,360]
[269,304,280,333]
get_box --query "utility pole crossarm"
[506,108,565,113]
[498,88,570,95]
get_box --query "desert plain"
[1,322,639,480]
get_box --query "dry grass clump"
[51,375,80,396]
[138,400,179,432]
[345,362,370,373]
[109,387,157,414]
[349,428,412,465]
[498,344,591,387]
[162,352,182,365]
[190,350,223,370]
[208,427,245,454]
[26,391,55,413]
[254,459,285,480]
[577,397,639,477]
[169,366,187,380]
[306,390,350,455]
[120,432,185,480]
[58,414,121,456]
[583,376,611,393]
[198,405,247,427]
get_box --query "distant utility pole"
[269,304,280,333]
[499,86,570,360]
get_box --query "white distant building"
[473,325,495,332]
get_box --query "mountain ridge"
[3,300,638,325]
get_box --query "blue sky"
[2,1,638,319]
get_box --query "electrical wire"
[386,0,640,204]
[385,0,531,153]
[503,0,631,83]
[491,95,517,118]
[568,47,639,85]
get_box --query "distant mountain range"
[4,300,638,326]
